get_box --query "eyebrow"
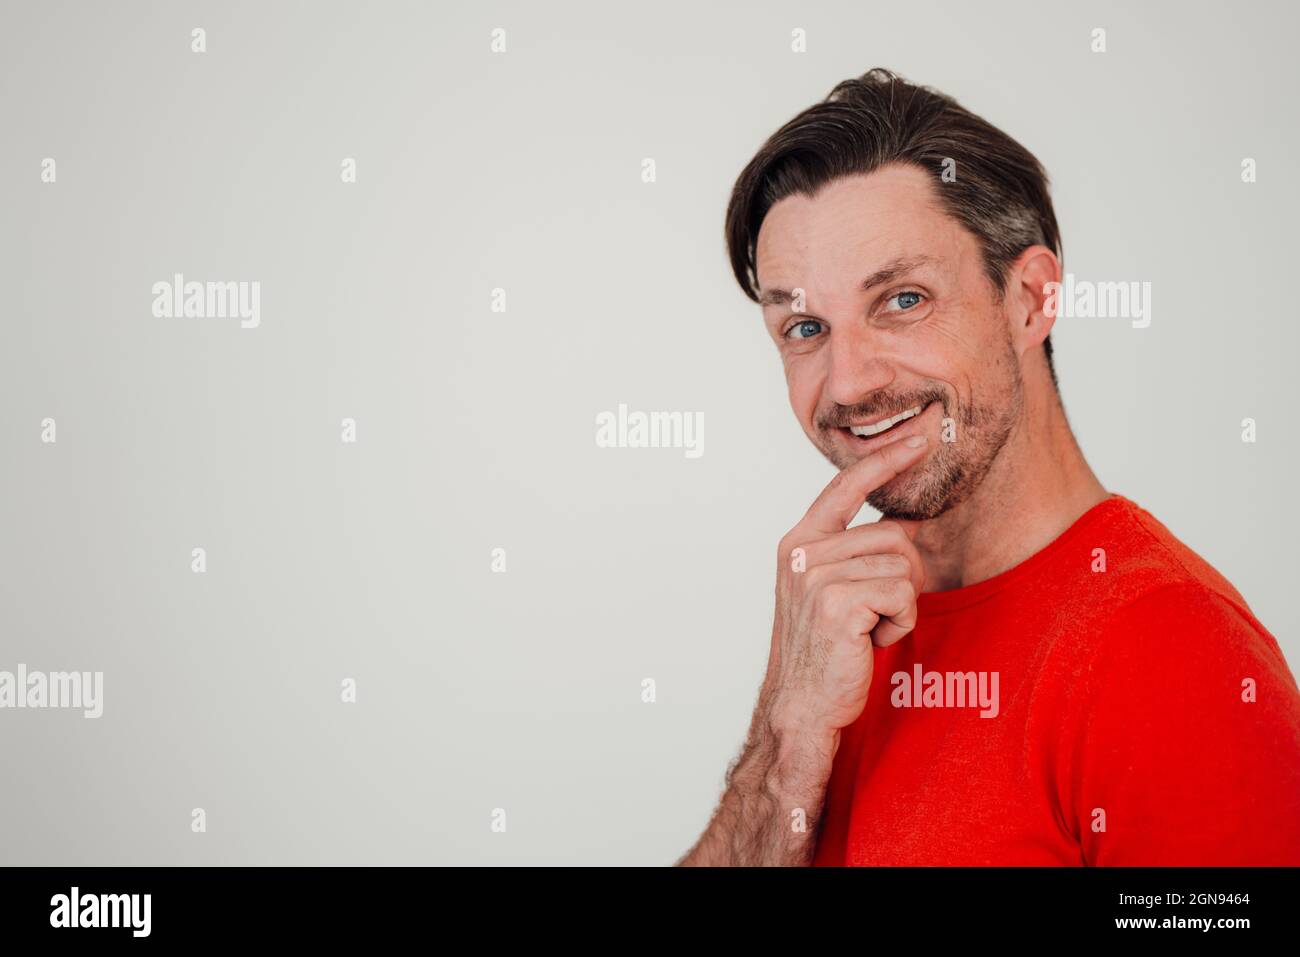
[758,255,938,307]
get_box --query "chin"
[867,459,971,521]
[867,485,941,521]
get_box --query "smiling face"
[755,163,1026,520]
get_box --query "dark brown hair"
[725,68,1062,382]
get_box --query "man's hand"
[764,433,928,738]
[677,433,929,866]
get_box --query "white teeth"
[849,405,923,437]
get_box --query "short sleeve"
[1062,583,1300,865]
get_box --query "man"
[677,68,1300,866]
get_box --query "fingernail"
[905,435,927,448]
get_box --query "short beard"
[866,394,1015,520]
[870,363,1022,521]
[815,342,1024,521]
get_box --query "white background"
[1,0,1296,864]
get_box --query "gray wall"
[1,0,1295,864]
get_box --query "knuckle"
[890,577,917,605]
[874,577,909,605]
[814,583,846,619]
[875,553,910,576]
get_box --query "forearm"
[676,710,837,867]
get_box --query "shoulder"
[1061,496,1285,668]
[1031,496,1298,726]
[1097,496,1289,670]
[1087,581,1294,697]
[1085,495,1254,615]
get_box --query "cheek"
[924,307,1001,388]
[783,355,823,422]
[920,306,979,358]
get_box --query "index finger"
[798,435,929,536]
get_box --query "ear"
[1004,245,1061,361]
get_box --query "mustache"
[818,388,949,431]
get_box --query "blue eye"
[887,291,924,311]
[785,319,825,340]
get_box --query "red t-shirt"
[812,494,1300,866]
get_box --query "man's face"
[755,163,1024,520]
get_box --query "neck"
[911,380,1108,592]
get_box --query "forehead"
[755,164,968,294]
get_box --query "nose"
[824,320,895,408]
